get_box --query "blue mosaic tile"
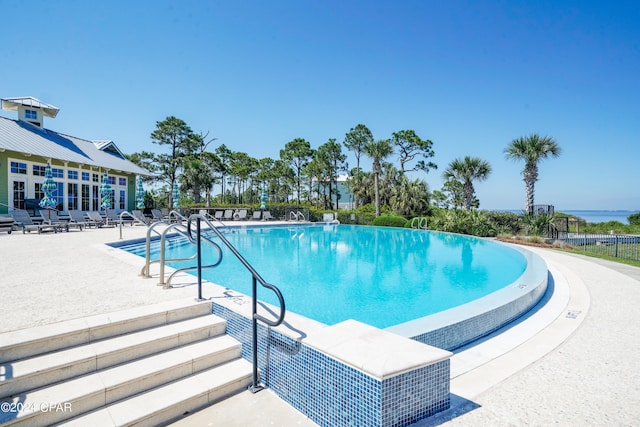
[212,302,450,426]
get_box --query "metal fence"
[557,232,640,262]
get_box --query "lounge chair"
[236,209,248,220]
[68,210,90,229]
[0,216,15,234]
[107,210,134,226]
[151,209,166,222]
[214,210,224,220]
[131,209,151,226]
[251,211,262,220]
[10,209,59,234]
[222,209,234,221]
[262,211,274,221]
[86,211,106,228]
[39,209,72,232]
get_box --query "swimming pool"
[120,224,528,329]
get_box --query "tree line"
[128,116,561,216]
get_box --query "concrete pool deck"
[1,222,639,425]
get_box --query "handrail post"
[196,216,204,301]
[183,213,285,393]
[249,276,263,393]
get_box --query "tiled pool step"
[0,299,252,427]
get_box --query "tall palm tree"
[442,156,492,210]
[364,139,393,216]
[504,134,561,214]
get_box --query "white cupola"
[1,96,60,128]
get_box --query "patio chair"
[68,210,90,229]
[0,216,15,234]
[131,209,151,226]
[251,211,262,220]
[85,211,106,228]
[262,211,274,221]
[222,209,234,221]
[10,209,59,234]
[106,210,134,226]
[39,209,72,232]
[86,211,106,228]
[151,209,166,222]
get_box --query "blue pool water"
[122,224,527,328]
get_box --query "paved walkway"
[1,224,639,425]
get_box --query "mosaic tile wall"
[212,303,450,427]
[412,275,548,350]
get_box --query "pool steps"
[0,299,252,427]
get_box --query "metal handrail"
[169,210,187,223]
[410,216,428,230]
[186,214,286,392]
[198,210,226,227]
[288,210,306,221]
[138,221,223,288]
[117,210,147,239]
[164,224,223,290]
[140,221,173,276]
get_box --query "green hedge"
[372,215,408,228]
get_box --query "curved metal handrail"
[117,211,148,240]
[288,210,306,222]
[169,210,187,223]
[187,213,286,393]
[164,224,223,288]
[410,216,428,230]
[140,221,172,277]
[139,221,223,288]
[186,214,286,327]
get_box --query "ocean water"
[559,210,639,224]
[500,209,638,224]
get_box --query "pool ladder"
[410,216,428,230]
[139,214,286,392]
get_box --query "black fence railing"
[557,232,640,262]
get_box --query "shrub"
[427,209,497,237]
[629,212,640,226]
[522,213,554,236]
[372,215,408,228]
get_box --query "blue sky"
[2,0,639,210]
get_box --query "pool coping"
[386,242,549,350]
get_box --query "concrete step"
[0,336,244,427]
[0,314,227,399]
[56,359,253,427]
[0,298,212,363]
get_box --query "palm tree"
[504,134,561,214]
[442,156,492,210]
[364,139,393,216]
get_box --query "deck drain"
[566,310,582,319]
